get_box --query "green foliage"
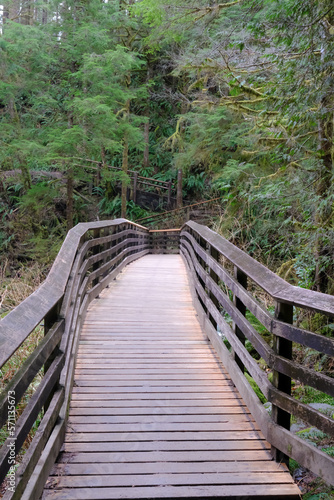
[1,0,334,299]
[288,459,300,474]
[293,386,334,407]
[244,373,267,404]
[304,494,333,500]
[99,195,149,221]
[183,172,205,197]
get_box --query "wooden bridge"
[0,219,333,499]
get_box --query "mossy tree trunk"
[66,167,74,232]
[121,93,130,219]
[314,10,334,293]
[314,93,334,292]
[21,163,32,191]
[121,130,129,219]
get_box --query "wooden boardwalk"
[43,255,300,499]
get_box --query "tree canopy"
[0,0,333,293]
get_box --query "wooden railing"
[0,219,150,499]
[1,219,333,498]
[149,229,180,254]
[180,221,334,485]
[77,158,178,209]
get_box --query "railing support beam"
[209,246,220,330]
[271,300,293,464]
[44,300,62,411]
[233,267,247,373]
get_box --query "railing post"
[102,227,110,280]
[44,300,61,410]
[105,226,114,285]
[271,300,293,464]
[92,228,100,288]
[163,231,167,254]
[233,266,247,372]
[196,234,207,315]
[209,245,219,330]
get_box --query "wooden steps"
[43,255,300,499]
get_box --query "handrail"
[180,221,334,486]
[136,196,223,225]
[75,158,174,191]
[1,219,333,497]
[0,219,151,499]
[0,219,147,368]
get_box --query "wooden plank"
[64,431,266,443]
[76,350,215,355]
[45,472,293,489]
[43,254,299,499]
[70,391,239,399]
[69,401,246,409]
[50,460,291,476]
[69,406,249,415]
[67,413,254,424]
[72,385,234,392]
[62,440,269,453]
[74,364,226,370]
[64,422,260,432]
[73,373,228,381]
[42,484,300,499]
[57,450,271,463]
[75,354,220,359]
[78,340,209,345]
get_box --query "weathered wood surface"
[0,219,149,368]
[183,221,334,316]
[180,224,334,484]
[43,255,299,499]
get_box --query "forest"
[0,0,333,295]
[0,0,333,497]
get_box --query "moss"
[245,372,267,404]
[293,386,334,406]
[288,458,300,474]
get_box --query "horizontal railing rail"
[149,229,180,254]
[0,219,150,499]
[180,221,334,486]
[1,218,333,497]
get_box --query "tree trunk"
[121,96,130,219]
[101,146,106,166]
[42,0,48,25]
[21,0,34,25]
[66,168,74,232]
[143,118,150,171]
[314,92,333,292]
[21,163,32,191]
[2,0,20,24]
[98,146,106,187]
[121,133,129,219]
